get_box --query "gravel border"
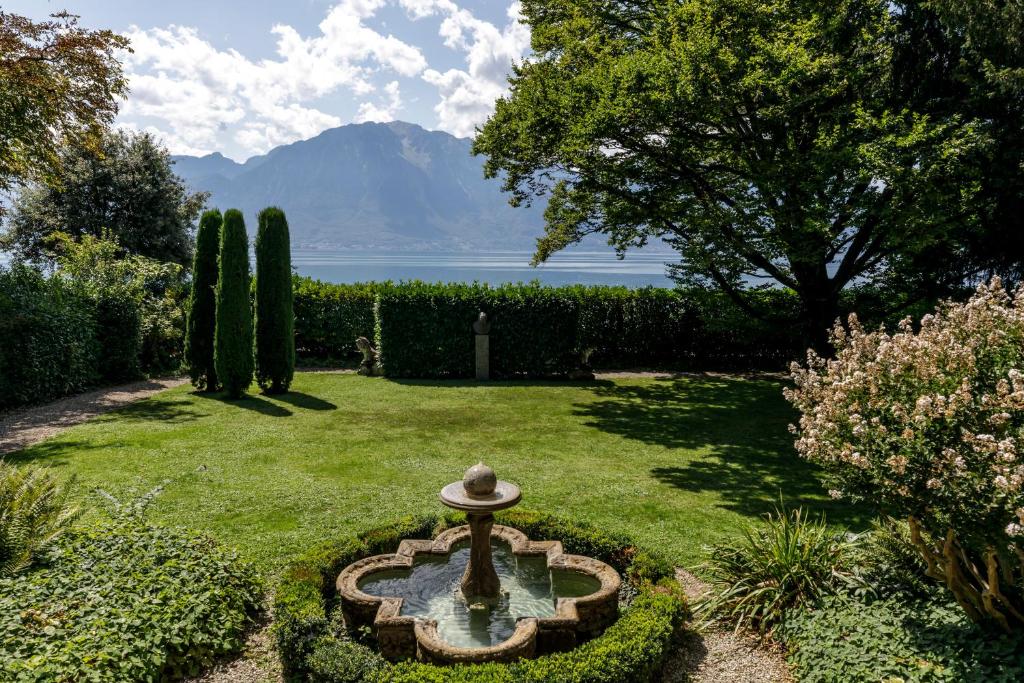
[0,377,187,455]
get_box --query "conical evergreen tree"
[214,209,253,398]
[255,207,295,393]
[184,209,221,391]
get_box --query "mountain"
[170,121,546,251]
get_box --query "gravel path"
[662,569,793,683]
[0,377,187,455]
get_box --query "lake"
[1,248,677,288]
[292,249,675,287]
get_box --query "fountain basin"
[337,524,621,664]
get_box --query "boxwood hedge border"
[273,510,688,682]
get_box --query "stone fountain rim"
[335,523,621,664]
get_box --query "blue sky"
[6,0,530,160]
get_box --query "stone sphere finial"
[463,462,497,497]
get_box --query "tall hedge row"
[290,279,806,377]
[0,265,99,411]
[292,277,378,365]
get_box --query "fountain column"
[440,463,522,601]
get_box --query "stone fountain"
[336,464,621,664]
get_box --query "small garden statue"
[355,336,381,376]
[568,347,596,381]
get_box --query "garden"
[4,1,1024,681]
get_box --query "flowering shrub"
[787,279,1024,629]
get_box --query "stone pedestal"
[461,512,500,599]
[475,335,490,381]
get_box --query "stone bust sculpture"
[472,311,491,335]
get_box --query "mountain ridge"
[170,121,546,251]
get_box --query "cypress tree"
[254,207,295,393]
[184,209,221,391]
[214,209,253,398]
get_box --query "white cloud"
[402,1,530,137]
[118,1,530,156]
[121,1,427,156]
[355,81,404,122]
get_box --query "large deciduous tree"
[1,130,207,265]
[474,0,1001,348]
[0,11,129,199]
[254,207,295,394]
[215,210,253,399]
[185,209,222,392]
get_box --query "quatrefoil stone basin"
[336,524,621,664]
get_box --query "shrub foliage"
[0,515,261,681]
[255,207,295,393]
[788,279,1024,629]
[292,278,378,366]
[274,510,685,682]
[215,209,254,398]
[185,209,222,391]
[0,264,98,410]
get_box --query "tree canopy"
[0,11,129,199]
[475,0,1018,346]
[1,130,207,266]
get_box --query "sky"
[6,0,531,161]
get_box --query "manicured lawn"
[9,372,865,572]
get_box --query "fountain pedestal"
[439,463,522,601]
[462,512,499,598]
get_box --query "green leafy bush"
[781,595,1024,683]
[185,209,222,391]
[788,279,1024,628]
[0,264,98,410]
[0,461,79,576]
[856,517,938,600]
[53,231,186,380]
[698,505,864,635]
[215,209,254,398]
[255,207,295,393]
[0,516,261,681]
[274,511,686,683]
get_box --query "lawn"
[8,372,865,572]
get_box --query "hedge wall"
[290,279,805,376]
[0,265,99,411]
[293,277,379,366]
[273,510,687,683]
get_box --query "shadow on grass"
[575,375,869,528]
[102,395,210,424]
[271,391,337,411]
[194,392,293,417]
[6,439,110,466]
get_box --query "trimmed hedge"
[273,510,687,683]
[293,277,379,366]
[185,209,222,391]
[215,209,254,398]
[371,282,801,378]
[0,265,99,410]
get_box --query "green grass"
[8,373,865,572]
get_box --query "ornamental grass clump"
[787,278,1024,630]
[697,504,863,635]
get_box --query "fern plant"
[0,461,79,576]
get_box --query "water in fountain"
[358,539,601,649]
